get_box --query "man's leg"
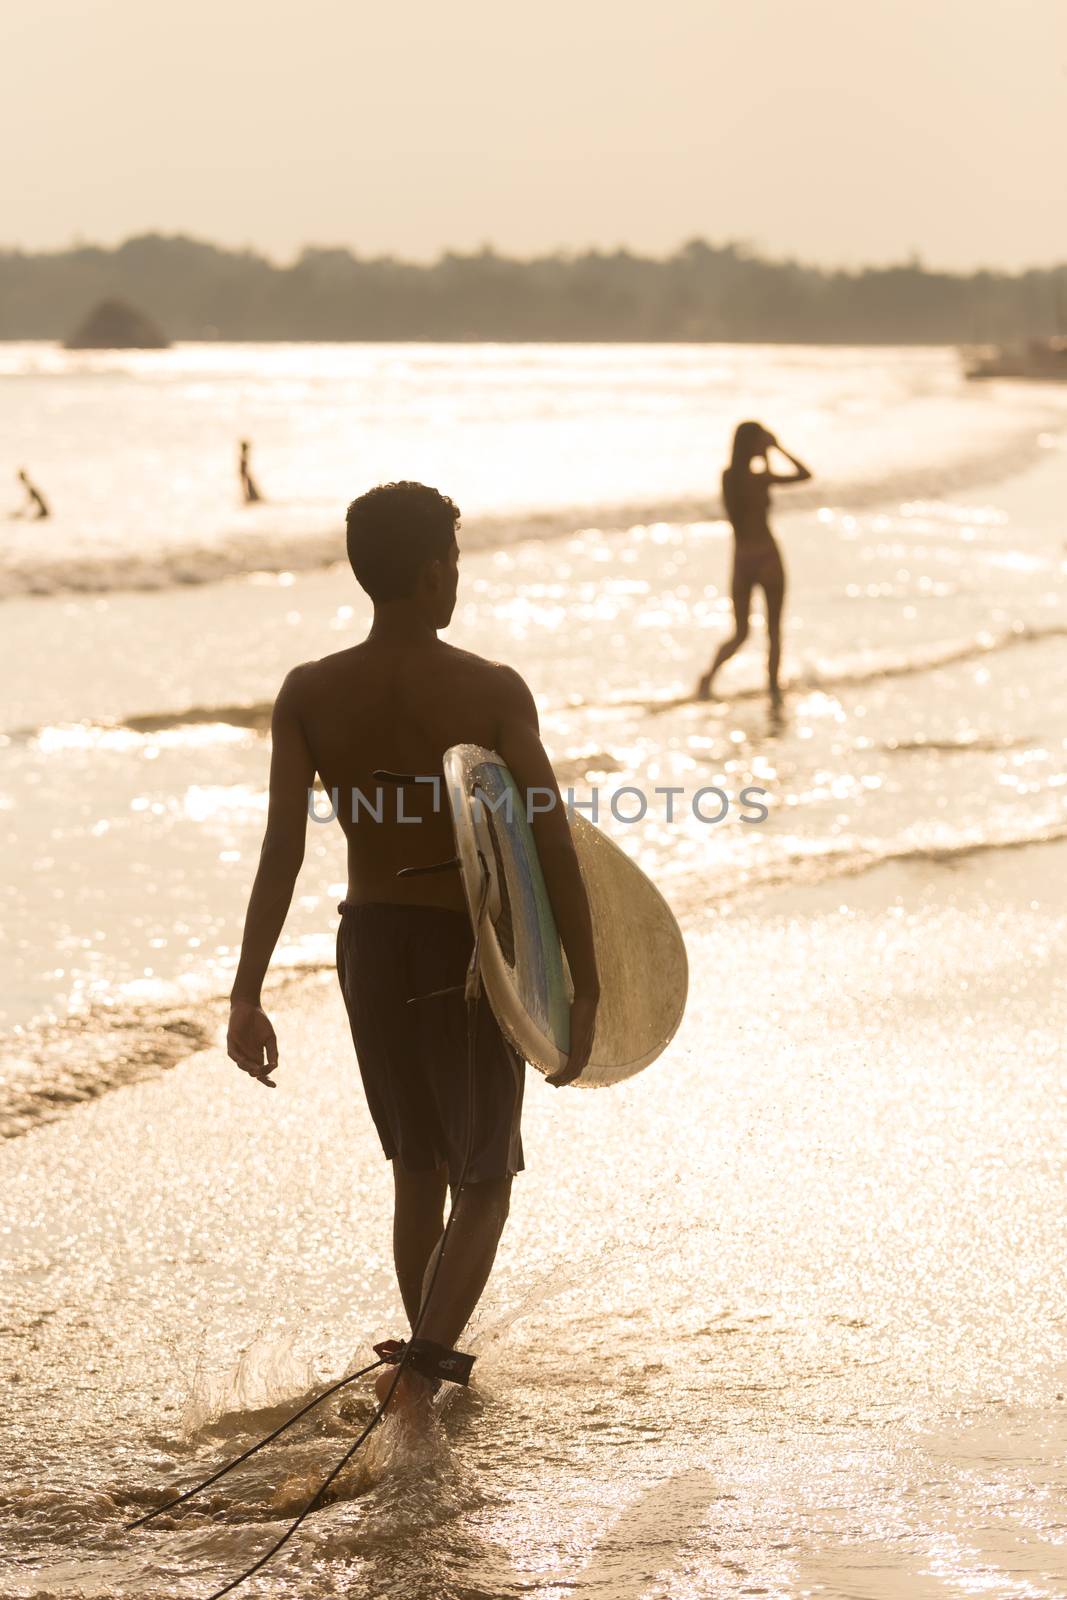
[391,1160,449,1326]
[416,1175,512,1350]
[377,1173,511,1413]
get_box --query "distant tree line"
[1,233,1064,344]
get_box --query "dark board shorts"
[336,902,525,1187]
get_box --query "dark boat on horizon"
[963,336,1067,382]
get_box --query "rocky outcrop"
[64,298,171,349]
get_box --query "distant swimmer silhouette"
[696,422,811,709]
[14,468,50,520]
[239,439,262,505]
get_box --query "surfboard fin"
[373,1337,476,1387]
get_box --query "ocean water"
[3,344,1067,1598]
[2,344,1066,1050]
[0,340,1056,603]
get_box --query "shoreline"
[6,826,1067,1144]
[5,419,1067,1116]
[5,334,1064,348]
[4,819,1066,1597]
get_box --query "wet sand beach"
[3,837,1067,1598]
[3,343,1067,1597]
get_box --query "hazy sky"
[4,0,1065,270]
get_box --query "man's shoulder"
[441,646,534,710]
[439,641,523,683]
[278,642,532,716]
[274,647,361,711]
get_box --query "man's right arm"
[494,666,599,1085]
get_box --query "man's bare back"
[230,484,598,1088]
[293,637,531,911]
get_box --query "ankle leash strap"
[373,1337,476,1387]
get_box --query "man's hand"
[546,990,599,1087]
[227,1000,279,1088]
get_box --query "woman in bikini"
[696,420,812,708]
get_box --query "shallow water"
[3,343,1067,1597]
[0,341,1054,600]
[4,432,1067,1046]
[3,842,1067,1598]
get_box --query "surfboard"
[443,744,688,1087]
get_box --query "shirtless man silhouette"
[227,481,599,1416]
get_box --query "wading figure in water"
[14,468,49,520]
[239,439,262,504]
[696,422,811,708]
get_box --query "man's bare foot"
[374,1364,436,1417]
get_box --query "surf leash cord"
[127,839,491,1600]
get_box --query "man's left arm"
[227,668,315,1088]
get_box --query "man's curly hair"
[345,481,460,602]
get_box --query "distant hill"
[65,297,170,349]
[1,233,1064,345]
